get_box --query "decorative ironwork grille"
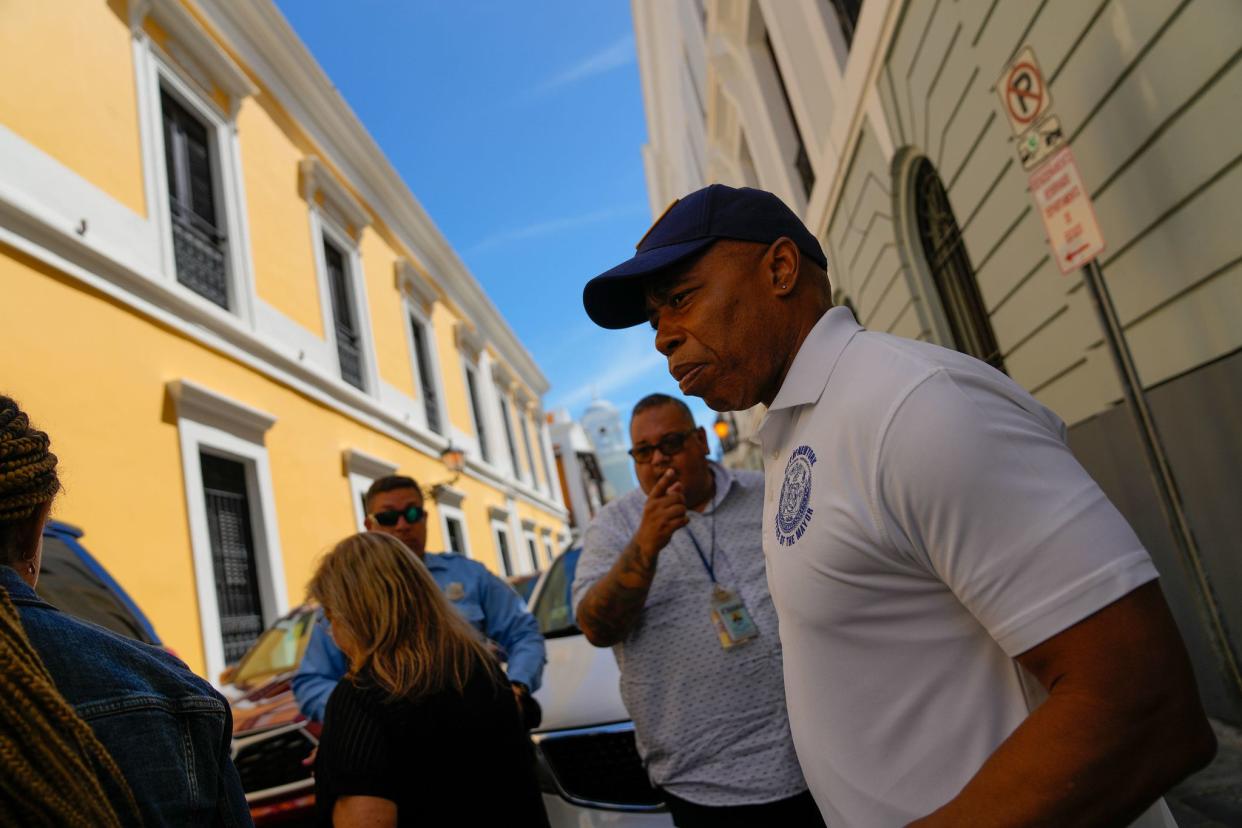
[465,366,491,463]
[912,158,1006,372]
[200,453,264,664]
[162,91,229,309]
[324,241,365,389]
[409,317,442,434]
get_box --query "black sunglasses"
[628,429,697,464]
[369,505,426,527]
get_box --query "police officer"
[293,475,545,724]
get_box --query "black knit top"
[314,662,549,826]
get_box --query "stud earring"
[27,563,35,575]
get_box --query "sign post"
[998,46,1241,696]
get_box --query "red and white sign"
[998,47,1051,135]
[1028,146,1105,274]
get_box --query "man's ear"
[767,237,801,296]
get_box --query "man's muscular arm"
[577,470,687,647]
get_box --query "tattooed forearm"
[577,541,660,647]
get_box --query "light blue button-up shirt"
[292,551,546,722]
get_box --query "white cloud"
[526,34,635,99]
[549,328,666,411]
[465,204,645,255]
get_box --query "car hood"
[227,673,311,736]
[533,633,628,732]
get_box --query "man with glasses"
[293,475,546,724]
[573,394,820,827]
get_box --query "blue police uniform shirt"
[292,551,546,722]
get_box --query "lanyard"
[685,511,718,584]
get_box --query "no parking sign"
[997,47,1051,134]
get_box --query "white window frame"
[342,448,400,531]
[166,379,287,686]
[130,0,258,324]
[303,157,378,396]
[433,485,471,559]
[396,261,449,437]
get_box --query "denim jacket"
[2,566,253,827]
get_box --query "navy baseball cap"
[582,184,826,329]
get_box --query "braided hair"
[0,396,60,565]
[0,586,141,826]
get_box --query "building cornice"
[195,0,548,394]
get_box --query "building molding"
[454,322,485,360]
[341,447,400,481]
[300,156,371,235]
[431,484,466,509]
[488,504,511,522]
[394,258,439,313]
[165,378,276,442]
[129,0,258,110]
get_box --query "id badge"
[709,584,759,649]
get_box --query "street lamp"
[428,443,466,498]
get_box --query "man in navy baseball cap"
[582,184,827,330]
[582,184,832,412]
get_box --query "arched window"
[911,157,1006,372]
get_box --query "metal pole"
[1080,259,1242,697]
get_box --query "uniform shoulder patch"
[775,445,816,546]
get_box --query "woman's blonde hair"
[308,532,499,700]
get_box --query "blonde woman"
[310,532,549,827]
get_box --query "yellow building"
[0,0,569,682]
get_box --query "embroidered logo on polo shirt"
[775,445,816,546]
[444,582,466,601]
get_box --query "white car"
[528,547,674,827]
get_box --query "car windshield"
[531,547,580,638]
[232,609,316,687]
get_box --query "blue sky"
[275,1,720,449]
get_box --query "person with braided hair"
[0,584,141,827]
[0,395,254,827]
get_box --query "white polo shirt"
[758,307,1171,827]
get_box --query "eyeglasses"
[369,505,426,527]
[628,429,697,464]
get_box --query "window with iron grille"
[498,393,522,480]
[763,33,814,198]
[409,315,442,434]
[200,453,265,664]
[495,526,513,576]
[827,0,863,49]
[911,157,1006,373]
[161,90,229,309]
[465,365,491,463]
[324,240,365,390]
[445,516,467,557]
